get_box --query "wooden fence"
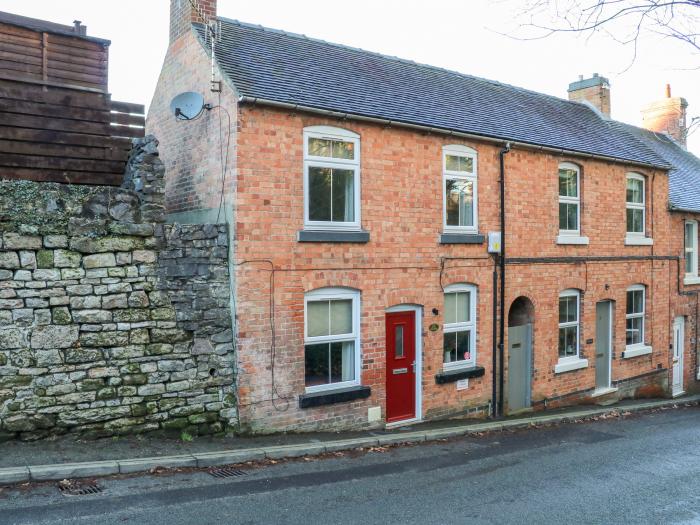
[0,78,145,185]
[0,20,108,91]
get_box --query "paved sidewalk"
[1,395,698,485]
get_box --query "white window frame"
[558,162,581,236]
[303,287,361,393]
[685,220,698,281]
[557,289,581,362]
[442,145,478,234]
[625,284,646,350]
[626,173,646,237]
[442,283,477,370]
[303,126,361,232]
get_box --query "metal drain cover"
[208,466,248,479]
[58,482,103,496]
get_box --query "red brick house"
[148,0,699,433]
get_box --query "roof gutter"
[238,96,670,171]
[669,204,700,214]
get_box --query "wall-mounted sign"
[456,379,469,390]
[429,323,440,332]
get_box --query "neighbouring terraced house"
[146,0,700,433]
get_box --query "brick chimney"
[568,73,611,117]
[170,0,217,44]
[641,84,688,147]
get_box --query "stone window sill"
[297,230,370,243]
[299,385,371,408]
[556,235,589,245]
[435,366,485,384]
[625,235,654,246]
[439,233,485,245]
[684,276,700,286]
[621,345,652,359]
[554,357,588,374]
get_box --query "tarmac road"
[1,406,700,525]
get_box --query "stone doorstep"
[0,396,697,486]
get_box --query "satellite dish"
[170,92,205,120]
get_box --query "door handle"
[596,353,604,358]
[412,361,416,372]
[673,358,679,363]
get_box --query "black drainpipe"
[491,257,498,417]
[498,143,511,417]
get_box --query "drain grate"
[208,466,248,479]
[58,482,103,497]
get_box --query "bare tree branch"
[502,0,699,65]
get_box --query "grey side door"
[595,301,612,391]
[507,323,532,413]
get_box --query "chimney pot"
[666,84,672,98]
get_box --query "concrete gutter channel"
[2,395,698,485]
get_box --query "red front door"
[385,311,416,423]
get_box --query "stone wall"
[0,137,236,440]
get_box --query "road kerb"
[29,461,119,481]
[0,467,30,485]
[118,454,198,474]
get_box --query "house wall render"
[0,137,236,440]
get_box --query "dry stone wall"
[0,137,236,441]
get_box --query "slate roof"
[195,19,668,169]
[618,123,700,212]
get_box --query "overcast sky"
[0,0,697,153]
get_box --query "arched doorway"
[507,297,535,414]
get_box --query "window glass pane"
[308,167,332,221]
[395,325,404,358]
[626,290,643,315]
[626,178,644,204]
[305,343,329,386]
[686,223,696,274]
[455,291,470,323]
[330,341,355,383]
[329,299,352,335]
[308,138,355,160]
[558,326,578,358]
[307,301,329,337]
[331,169,354,222]
[446,154,473,173]
[308,137,332,157]
[687,251,694,274]
[445,179,474,227]
[444,292,457,324]
[559,203,578,231]
[627,208,643,233]
[559,168,578,197]
[443,330,471,363]
[559,295,577,323]
[443,332,457,363]
[626,317,643,345]
[331,140,355,160]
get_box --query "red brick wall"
[146,28,237,218]
[232,104,677,432]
